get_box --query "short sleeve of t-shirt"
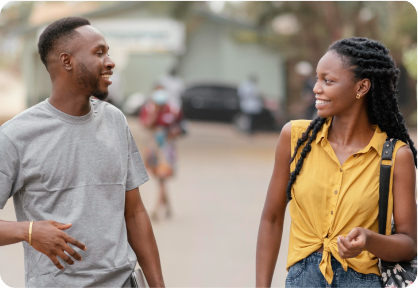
[0,131,24,209]
[125,126,149,191]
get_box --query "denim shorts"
[285,252,382,288]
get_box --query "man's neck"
[49,86,91,117]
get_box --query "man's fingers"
[57,251,74,266]
[66,236,87,251]
[57,223,72,230]
[49,255,64,270]
[63,244,82,261]
[51,221,72,230]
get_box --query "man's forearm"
[0,220,29,246]
[126,210,165,288]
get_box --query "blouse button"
[334,190,337,194]
[340,168,342,172]
[331,211,333,215]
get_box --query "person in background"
[293,61,317,120]
[237,74,263,134]
[159,66,185,114]
[159,66,188,135]
[140,85,183,221]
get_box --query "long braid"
[289,117,323,164]
[286,117,326,201]
[330,37,417,166]
[286,37,417,202]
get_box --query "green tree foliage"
[403,46,417,80]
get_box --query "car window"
[184,87,213,98]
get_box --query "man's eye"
[324,79,332,83]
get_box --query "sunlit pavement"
[0,117,416,287]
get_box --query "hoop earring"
[356,94,361,99]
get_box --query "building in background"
[0,2,285,112]
[1,1,416,126]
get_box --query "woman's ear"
[357,78,371,98]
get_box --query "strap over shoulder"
[378,138,398,235]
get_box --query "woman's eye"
[324,79,332,83]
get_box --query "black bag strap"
[378,138,398,235]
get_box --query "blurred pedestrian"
[256,37,416,288]
[159,66,188,135]
[0,17,165,287]
[237,74,263,134]
[140,85,183,221]
[290,61,317,120]
[159,66,185,114]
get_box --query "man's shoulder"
[95,99,129,129]
[0,101,47,138]
[94,99,124,116]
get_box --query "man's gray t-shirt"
[0,98,149,287]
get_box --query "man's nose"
[104,56,115,69]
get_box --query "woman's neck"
[327,109,375,148]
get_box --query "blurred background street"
[0,1,416,287]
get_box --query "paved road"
[1,117,416,287]
[0,119,290,287]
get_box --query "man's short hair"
[37,17,90,68]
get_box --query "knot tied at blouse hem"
[319,237,348,284]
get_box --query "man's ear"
[59,53,72,71]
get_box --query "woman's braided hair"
[286,37,417,202]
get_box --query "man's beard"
[76,62,108,101]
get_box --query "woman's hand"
[337,227,369,259]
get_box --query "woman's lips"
[315,99,330,108]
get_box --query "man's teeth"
[316,100,330,104]
[102,75,111,80]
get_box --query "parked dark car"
[181,84,281,131]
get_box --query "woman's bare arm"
[338,145,417,262]
[256,122,291,287]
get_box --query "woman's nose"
[313,81,322,95]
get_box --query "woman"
[140,85,182,220]
[256,37,417,287]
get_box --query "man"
[237,74,263,134]
[0,17,165,287]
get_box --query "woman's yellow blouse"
[287,118,406,284]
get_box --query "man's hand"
[337,227,368,259]
[31,220,87,270]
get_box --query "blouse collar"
[315,117,387,157]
